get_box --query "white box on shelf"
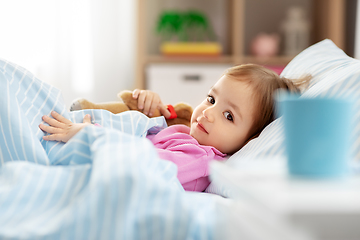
[146,64,232,108]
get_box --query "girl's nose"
[202,107,215,122]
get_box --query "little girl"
[39,64,310,191]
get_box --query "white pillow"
[206,39,360,197]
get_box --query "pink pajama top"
[146,125,226,192]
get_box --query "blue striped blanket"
[0,59,219,239]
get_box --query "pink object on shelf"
[251,33,280,58]
[265,65,285,75]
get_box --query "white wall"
[0,0,136,109]
[355,0,360,59]
[90,0,136,107]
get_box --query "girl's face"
[190,75,256,154]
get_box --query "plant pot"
[160,42,222,56]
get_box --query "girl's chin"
[189,130,198,141]
[189,130,201,143]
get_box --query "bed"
[1,39,360,240]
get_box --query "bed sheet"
[0,59,223,239]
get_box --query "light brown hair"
[224,63,311,142]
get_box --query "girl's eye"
[207,95,215,104]
[224,111,234,122]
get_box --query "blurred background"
[0,0,136,108]
[0,0,358,109]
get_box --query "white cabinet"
[146,64,232,108]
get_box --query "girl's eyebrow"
[228,100,242,119]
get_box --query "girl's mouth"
[196,122,208,134]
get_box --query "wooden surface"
[135,0,346,89]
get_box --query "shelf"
[243,55,295,66]
[145,55,293,66]
[146,55,234,64]
[136,0,346,89]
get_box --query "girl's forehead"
[213,75,253,92]
[212,77,256,107]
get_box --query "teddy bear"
[70,90,193,127]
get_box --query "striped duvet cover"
[0,59,220,240]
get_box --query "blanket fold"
[0,58,218,240]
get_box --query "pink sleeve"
[148,125,226,192]
[155,146,222,191]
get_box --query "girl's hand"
[132,89,171,119]
[39,111,92,143]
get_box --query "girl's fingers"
[42,115,65,128]
[39,124,66,134]
[148,98,161,117]
[143,95,154,115]
[83,114,91,123]
[148,105,156,117]
[51,111,72,124]
[132,90,164,117]
[159,104,171,119]
[137,91,147,110]
[132,89,140,99]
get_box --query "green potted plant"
[156,10,222,56]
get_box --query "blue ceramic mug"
[277,94,353,178]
